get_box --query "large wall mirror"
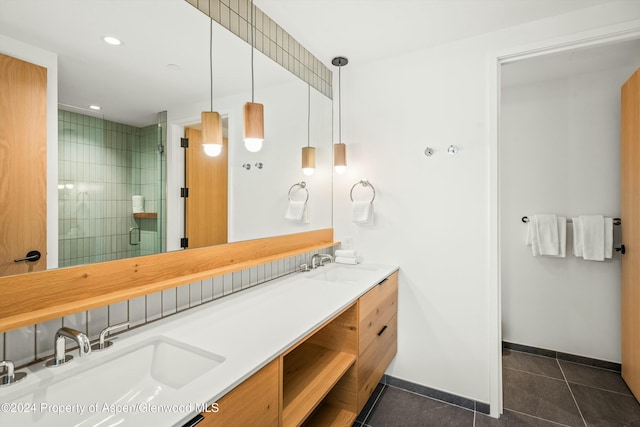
[0,0,333,277]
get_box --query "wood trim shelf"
[282,342,356,427]
[133,212,157,219]
[0,228,337,332]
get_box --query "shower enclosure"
[57,105,166,267]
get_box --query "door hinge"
[181,187,189,198]
[181,137,189,148]
[180,237,189,249]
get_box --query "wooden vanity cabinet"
[199,359,279,426]
[198,270,398,427]
[357,271,398,411]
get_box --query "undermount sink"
[304,264,380,283]
[0,337,225,426]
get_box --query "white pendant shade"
[201,111,223,157]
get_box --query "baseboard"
[502,341,621,372]
[382,375,490,415]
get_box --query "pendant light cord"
[338,63,342,143]
[307,84,311,148]
[209,18,213,112]
[250,0,255,103]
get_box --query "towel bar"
[521,216,621,226]
[350,180,376,203]
[288,181,309,203]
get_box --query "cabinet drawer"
[199,359,279,427]
[359,272,398,354]
[357,314,397,410]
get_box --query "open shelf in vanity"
[282,303,359,427]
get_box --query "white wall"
[0,35,58,268]
[500,64,637,363]
[332,1,640,406]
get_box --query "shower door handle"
[14,250,41,263]
[129,227,140,246]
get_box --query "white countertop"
[0,263,398,427]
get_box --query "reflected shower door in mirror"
[57,105,166,267]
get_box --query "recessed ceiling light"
[103,36,122,46]
[89,105,101,110]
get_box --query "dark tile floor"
[353,350,640,426]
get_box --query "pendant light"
[332,56,348,174]
[243,0,264,153]
[202,18,223,157]
[302,84,316,176]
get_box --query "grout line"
[385,383,476,413]
[503,365,566,382]
[361,384,387,425]
[565,379,634,397]
[506,409,573,427]
[472,409,476,427]
[557,359,587,427]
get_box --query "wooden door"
[184,127,228,248]
[0,53,47,276]
[622,67,640,399]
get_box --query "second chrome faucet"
[45,327,91,367]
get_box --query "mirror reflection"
[0,0,333,276]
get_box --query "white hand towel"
[335,250,357,258]
[285,200,306,222]
[580,215,605,261]
[335,256,358,265]
[352,201,373,224]
[605,217,613,259]
[525,217,540,256]
[572,217,583,257]
[534,214,559,256]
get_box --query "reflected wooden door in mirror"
[185,127,228,249]
[0,53,47,277]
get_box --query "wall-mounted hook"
[255,162,263,169]
[447,145,458,155]
[242,163,251,170]
[424,147,434,157]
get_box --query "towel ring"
[350,180,376,203]
[288,181,309,203]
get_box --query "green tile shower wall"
[185,0,333,99]
[57,110,164,266]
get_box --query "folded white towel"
[526,217,540,256]
[580,215,605,261]
[335,256,358,265]
[605,217,613,259]
[335,250,357,258]
[352,201,373,224]
[285,200,307,222]
[526,215,565,257]
[572,217,583,257]
[535,214,560,256]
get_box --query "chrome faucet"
[311,253,334,269]
[46,327,91,367]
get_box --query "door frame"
[488,20,640,418]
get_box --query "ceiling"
[0,0,630,126]
[0,0,291,127]
[253,0,618,67]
